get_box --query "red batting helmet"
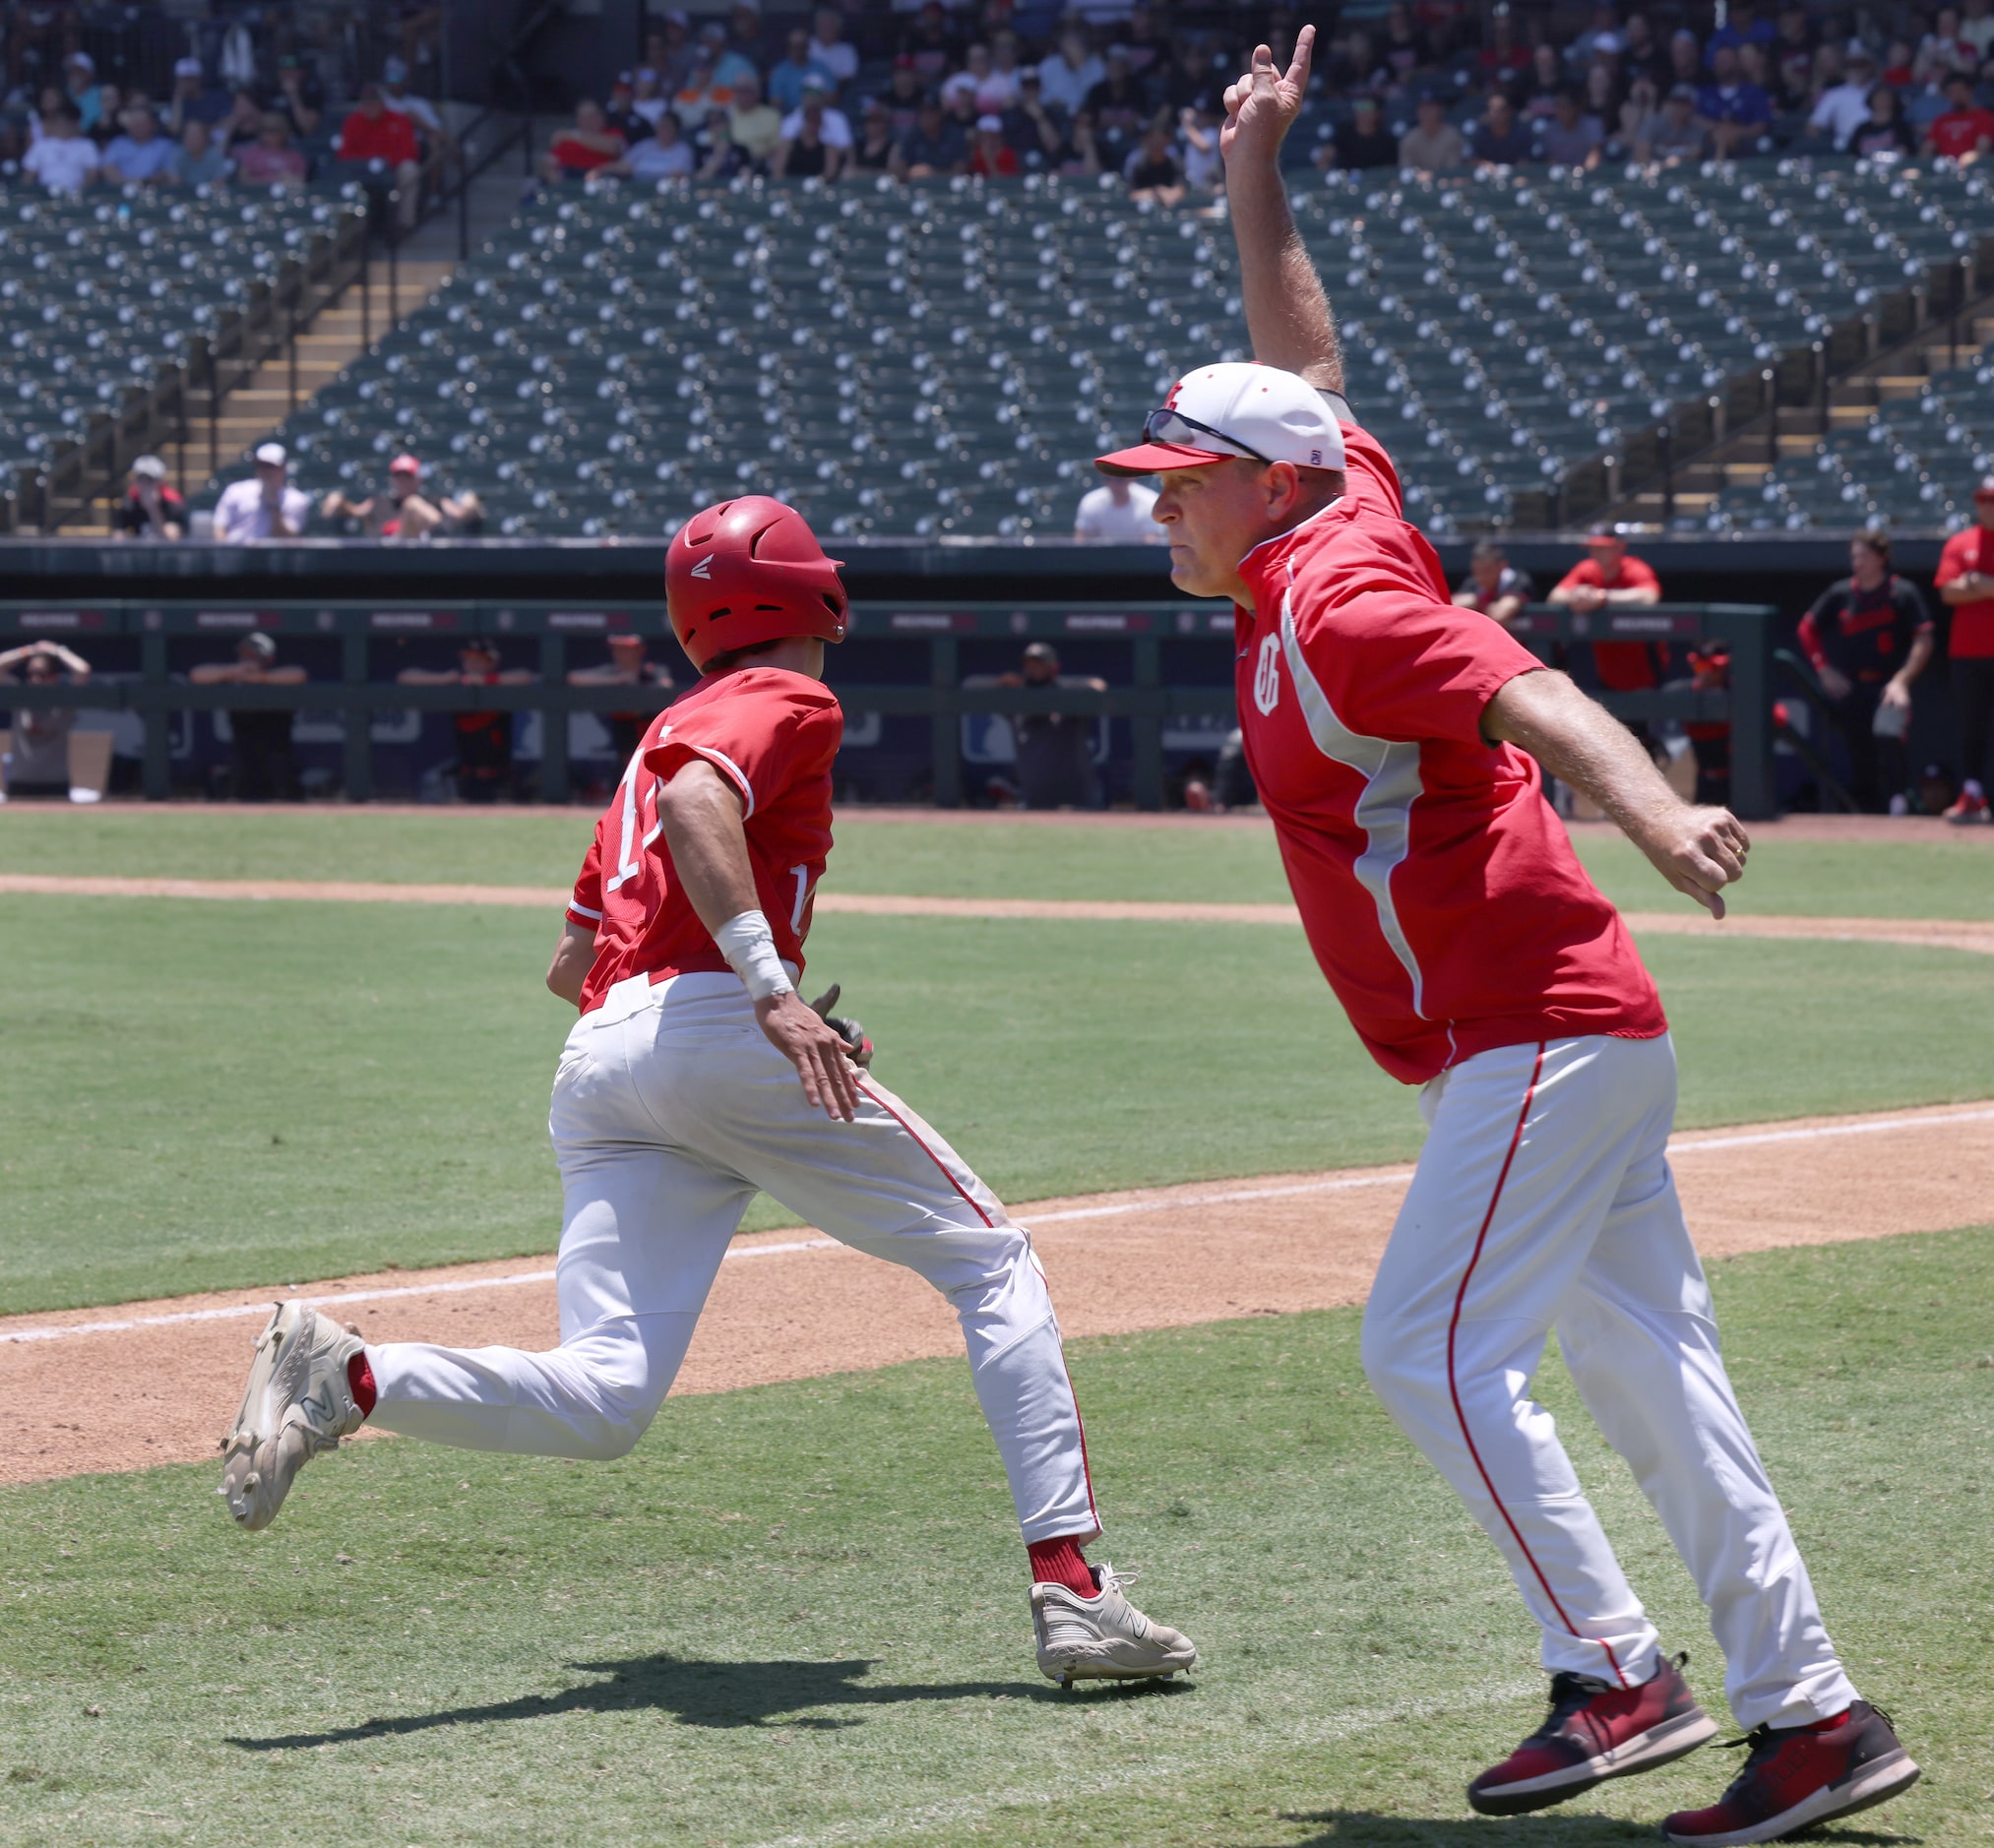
[666,496,848,672]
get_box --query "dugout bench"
[0,599,1777,818]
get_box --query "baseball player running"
[219,497,1194,1691]
[1088,30,1917,1844]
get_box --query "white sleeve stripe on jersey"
[1277,587,1430,1020]
[567,901,603,920]
[688,744,757,820]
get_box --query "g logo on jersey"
[1253,632,1281,715]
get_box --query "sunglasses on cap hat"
[1140,404,1272,464]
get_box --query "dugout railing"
[0,600,1775,817]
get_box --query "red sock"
[346,1351,377,1420]
[1028,1535,1096,1597]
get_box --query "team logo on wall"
[1253,633,1281,715]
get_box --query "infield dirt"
[4,1100,1988,1488]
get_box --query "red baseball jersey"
[1233,422,1666,1085]
[1550,553,1666,690]
[567,666,841,1016]
[1934,525,1994,658]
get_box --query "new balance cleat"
[1662,1700,1919,1845]
[1030,1565,1197,1687]
[1468,1653,1717,1817]
[219,1302,366,1531]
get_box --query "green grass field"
[0,814,1987,1313]
[1,1226,1988,1847]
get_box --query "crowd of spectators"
[1,38,450,211]
[518,0,1994,203]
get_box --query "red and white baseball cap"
[1096,361,1349,477]
[389,453,422,477]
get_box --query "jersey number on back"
[606,752,662,893]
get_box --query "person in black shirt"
[113,455,185,540]
[1798,528,1935,811]
[998,642,1105,810]
[1316,94,1400,169]
[190,632,307,801]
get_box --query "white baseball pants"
[1360,1032,1859,1731]
[366,972,1100,1545]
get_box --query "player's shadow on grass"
[225,1650,1187,1749]
[1270,1814,1919,1847]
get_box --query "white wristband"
[713,909,793,1002]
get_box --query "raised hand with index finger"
[1220,23,1316,165]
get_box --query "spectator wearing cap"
[1808,44,1875,147]
[214,443,311,543]
[1074,467,1160,543]
[0,641,92,800]
[1548,527,1666,717]
[1123,121,1184,203]
[1038,29,1105,116]
[1468,91,1535,166]
[770,27,837,113]
[1694,43,1774,156]
[1923,70,1994,160]
[1638,84,1707,162]
[335,84,422,225]
[900,2,961,82]
[848,96,899,173]
[882,56,927,135]
[23,102,99,195]
[967,111,1018,176]
[704,71,784,177]
[995,643,1106,811]
[397,639,535,805]
[114,456,185,540]
[1932,475,1994,824]
[626,68,669,133]
[1539,88,1606,166]
[322,453,446,539]
[892,95,968,179]
[235,114,306,188]
[1453,539,1535,627]
[808,7,858,87]
[1317,94,1399,170]
[1398,92,1466,173]
[101,102,176,186]
[774,80,849,178]
[272,55,325,143]
[170,118,232,188]
[609,108,696,180]
[190,633,308,802]
[381,55,454,162]
[1797,528,1933,814]
[568,635,677,768]
[165,56,229,136]
[63,51,100,133]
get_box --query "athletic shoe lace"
[1093,1564,1141,1600]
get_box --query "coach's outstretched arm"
[1221,26,1341,395]
[1484,669,1750,918]
[656,759,862,1121]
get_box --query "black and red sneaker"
[1661,1700,1919,1845]
[1468,1652,1718,1817]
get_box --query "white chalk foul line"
[3,1105,1987,1350]
[0,1236,837,1349]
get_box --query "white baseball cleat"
[218,1302,366,1531]
[1030,1565,1197,1687]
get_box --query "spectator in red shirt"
[335,84,421,226]
[968,112,1018,176]
[1798,527,1934,813]
[1933,474,1994,821]
[540,99,627,184]
[1921,71,1994,160]
[1548,526,1666,696]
